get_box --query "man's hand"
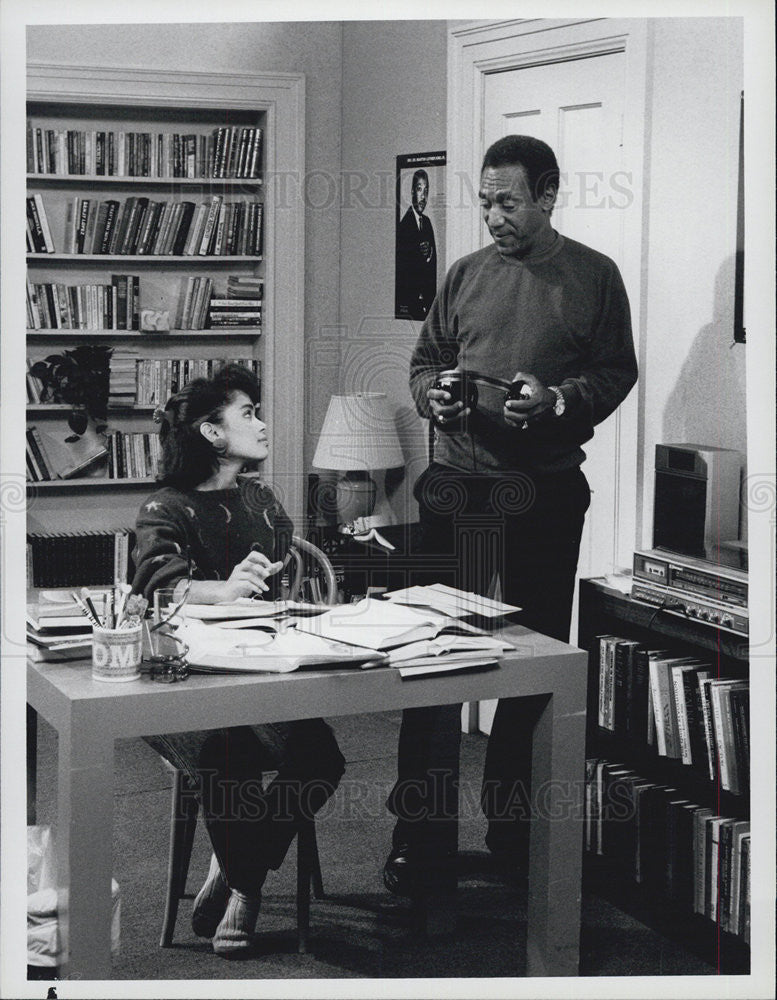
[419,240,433,263]
[503,372,556,428]
[427,384,471,430]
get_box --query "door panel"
[483,52,627,582]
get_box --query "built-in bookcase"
[26,64,305,545]
[578,578,750,973]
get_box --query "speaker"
[653,444,743,558]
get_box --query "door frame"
[447,18,650,571]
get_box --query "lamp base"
[336,472,377,525]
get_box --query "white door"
[475,51,634,736]
[483,52,628,584]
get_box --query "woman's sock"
[212,889,262,958]
[191,853,230,938]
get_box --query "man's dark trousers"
[386,461,591,862]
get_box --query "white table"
[27,622,587,980]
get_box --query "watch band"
[548,385,566,417]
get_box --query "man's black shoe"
[383,843,417,897]
[383,844,457,897]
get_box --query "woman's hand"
[222,550,284,600]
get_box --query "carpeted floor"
[32,709,720,981]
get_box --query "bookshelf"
[26,64,305,547]
[578,577,750,973]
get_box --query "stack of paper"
[382,583,520,619]
[179,618,385,674]
[27,592,101,662]
[180,590,515,678]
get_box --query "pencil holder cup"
[92,624,143,682]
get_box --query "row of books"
[107,431,162,481]
[26,529,135,589]
[26,424,109,482]
[586,758,750,942]
[176,277,263,330]
[27,194,264,258]
[108,356,261,408]
[27,124,263,179]
[26,275,140,332]
[596,635,750,795]
[26,194,55,253]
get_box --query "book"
[596,635,618,730]
[664,796,693,901]
[33,193,56,252]
[692,807,715,914]
[630,781,653,882]
[584,758,600,853]
[642,785,678,889]
[705,816,728,922]
[613,638,641,736]
[27,426,54,480]
[183,202,209,256]
[648,655,697,758]
[198,195,223,255]
[710,679,748,794]
[181,617,386,674]
[34,426,108,480]
[728,685,750,797]
[736,832,751,941]
[726,821,748,935]
[671,662,709,765]
[698,675,718,781]
[598,764,636,860]
[172,201,196,256]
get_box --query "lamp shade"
[312,393,404,471]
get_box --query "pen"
[80,587,102,627]
[71,590,101,628]
[114,582,131,629]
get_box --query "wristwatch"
[548,385,566,417]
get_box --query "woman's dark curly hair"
[156,363,261,489]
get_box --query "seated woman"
[132,363,345,959]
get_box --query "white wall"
[338,20,448,524]
[640,17,746,544]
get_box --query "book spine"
[711,683,741,794]
[198,196,223,255]
[648,660,669,756]
[597,636,611,729]
[27,427,52,480]
[739,835,750,943]
[671,667,693,765]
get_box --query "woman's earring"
[212,438,228,455]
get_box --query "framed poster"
[394,150,446,321]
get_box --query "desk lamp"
[312,393,404,526]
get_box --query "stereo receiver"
[631,548,748,636]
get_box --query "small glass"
[146,586,190,683]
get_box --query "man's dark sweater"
[409,235,638,474]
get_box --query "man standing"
[384,135,638,893]
[395,168,437,320]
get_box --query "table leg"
[526,676,586,977]
[56,715,115,980]
[27,704,38,826]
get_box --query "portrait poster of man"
[395,151,446,321]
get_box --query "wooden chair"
[159,536,338,952]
